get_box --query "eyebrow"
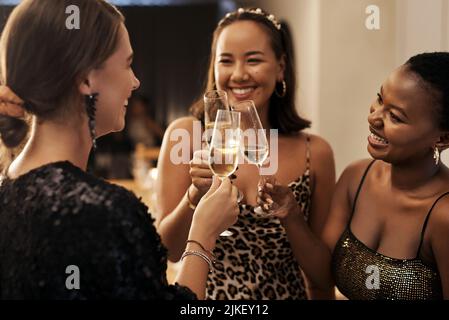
[380,86,409,119]
[218,51,265,57]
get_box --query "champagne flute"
[232,100,274,217]
[203,90,230,148]
[208,110,241,236]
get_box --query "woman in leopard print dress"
[156,8,336,299]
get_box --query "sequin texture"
[332,228,443,300]
[0,161,195,299]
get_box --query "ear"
[276,54,286,82]
[436,132,449,151]
[78,70,96,96]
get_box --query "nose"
[368,102,383,129]
[132,71,140,91]
[230,61,249,83]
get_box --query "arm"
[429,198,449,299]
[301,136,336,299]
[175,177,239,299]
[155,117,212,261]
[259,158,370,291]
[155,117,196,261]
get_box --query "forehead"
[105,24,132,63]
[383,66,437,116]
[216,20,273,54]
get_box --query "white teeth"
[125,99,128,106]
[370,133,388,144]
[232,88,253,95]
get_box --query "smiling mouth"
[368,128,389,145]
[231,87,255,95]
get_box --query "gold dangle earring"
[275,80,287,98]
[433,146,440,165]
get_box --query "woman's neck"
[8,116,92,179]
[389,153,441,192]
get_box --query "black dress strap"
[305,134,311,172]
[349,160,376,223]
[416,191,449,258]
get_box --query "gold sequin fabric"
[332,227,443,300]
[205,171,311,300]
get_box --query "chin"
[367,146,392,164]
[367,145,383,159]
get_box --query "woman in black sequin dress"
[0,0,239,299]
[259,53,449,300]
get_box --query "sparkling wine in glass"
[232,100,274,217]
[204,90,230,148]
[208,110,241,236]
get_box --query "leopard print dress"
[206,136,312,300]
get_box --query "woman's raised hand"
[189,176,240,246]
[257,180,302,224]
[188,150,213,202]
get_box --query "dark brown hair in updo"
[0,0,124,163]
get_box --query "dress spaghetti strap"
[415,191,449,258]
[305,134,311,173]
[349,160,376,223]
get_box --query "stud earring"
[85,93,98,150]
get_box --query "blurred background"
[0,0,448,180]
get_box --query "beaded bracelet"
[181,250,213,272]
[186,240,216,262]
[185,188,197,210]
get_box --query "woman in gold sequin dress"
[156,8,336,299]
[260,52,449,300]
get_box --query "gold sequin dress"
[332,160,444,300]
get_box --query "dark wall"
[0,4,219,127]
[121,5,218,126]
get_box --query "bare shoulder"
[428,191,449,234]
[307,133,334,161]
[427,192,449,269]
[337,158,376,198]
[165,116,198,134]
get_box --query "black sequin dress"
[0,161,195,300]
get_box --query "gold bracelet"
[185,187,197,210]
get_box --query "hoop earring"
[433,146,440,165]
[85,93,98,150]
[275,80,287,98]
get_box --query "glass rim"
[232,99,255,106]
[204,89,228,101]
[215,109,241,118]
